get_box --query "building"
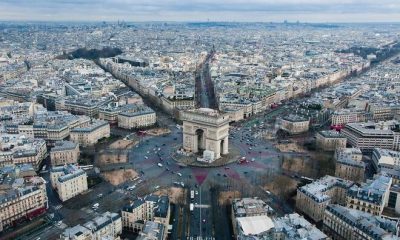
[372,148,400,171]
[70,120,110,146]
[50,164,88,202]
[231,198,274,239]
[231,198,327,240]
[61,211,122,240]
[323,204,398,240]
[341,121,400,153]
[136,221,165,240]
[272,213,328,240]
[335,148,365,183]
[347,174,392,216]
[331,109,364,126]
[50,141,80,166]
[280,114,309,134]
[0,166,48,232]
[0,134,47,170]
[296,175,354,222]
[181,108,230,161]
[121,195,169,239]
[118,106,156,129]
[4,111,91,145]
[316,130,347,151]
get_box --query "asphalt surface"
[21,105,292,240]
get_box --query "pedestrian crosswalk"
[187,237,214,240]
[53,204,63,210]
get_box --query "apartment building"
[50,141,79,166]
[231,198,327,240]
[136,221,165,240]
[50,164,88,202]
[61,211,122,240]
[231,198,274,239]
[4,111,91,144]
[70,120,110,146]
[323,204,398,239]
[372,148,400,171]
[0,167,48,232]
[118,106,156,129]
[296,175,354,222]
[280,114,309,134]
[0,134,47,170]
[331,109,365,126]
[334,148,365,183]
[121,195,169,239]
[346,174,392,216]
[272,213,328,240]
[341,121,400,152]
[316,130,347,151]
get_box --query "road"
[22,104,290,240]
[196,51,217,109]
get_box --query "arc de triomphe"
[181,108,230,160]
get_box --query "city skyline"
[1,0,400,23]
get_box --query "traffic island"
[170,145,241,168]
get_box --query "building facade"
[280,114,309,134]
[50,164,88,202]
[323,204,398,239]
[70,120,110,146]
[296,175,354,222]
[61,211,122,240]
[50,141,80,166]
[316,130,347,151]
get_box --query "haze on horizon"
[0,0,400,23]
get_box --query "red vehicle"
[238,157,248,164]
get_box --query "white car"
[144,156,148,159]
[157,163,163,167]
[177,172,182,177]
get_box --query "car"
[57,221,62,226]
[157,163,163,167]
[154,185,160,190]
[140,170,145,175]
[162,143,166,146]
[97,193,103,198]
[224,167,230,169]
[177,172,182,177]
[223,174,227,177]
[166,167,170,171]
[144,156,148,159]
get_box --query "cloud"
[0,0,399,22]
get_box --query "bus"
[190,190,195,200]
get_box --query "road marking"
[194,204,210,208]
[53,204,62,210]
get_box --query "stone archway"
[182,108,230,162]
[195,129,205,153]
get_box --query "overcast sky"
[1,0,400,22]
